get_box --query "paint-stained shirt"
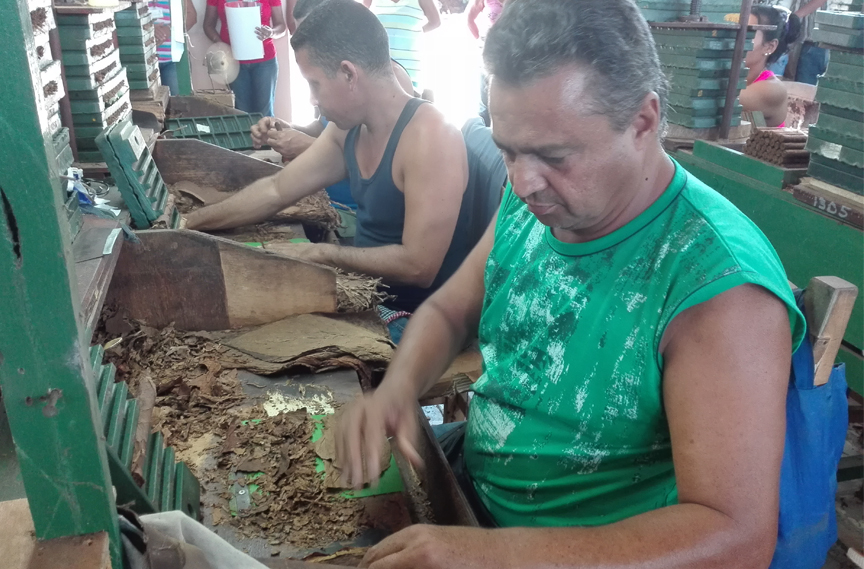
[463,159,805,527]
[370,0,426,86]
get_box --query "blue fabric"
[318,116,358,210]
[230,58,279,117]
[767,53,789,78]
[159,61,179,96]
[325,178,356,210]
[386,316,409,344]
[769,290,847,569]
[795,43,829,85]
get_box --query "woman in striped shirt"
[363,0,440,89]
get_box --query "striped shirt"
[149,0,185,62]
[370,0,425,86]
[151,0,173,62]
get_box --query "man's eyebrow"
[492,137,574,156]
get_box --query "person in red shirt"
[203,0,287,116]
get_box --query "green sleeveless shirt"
[463,159,805,527]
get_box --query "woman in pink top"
[740,5,802,127]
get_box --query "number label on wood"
[793,187,863,230]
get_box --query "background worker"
[363,0,441,90]
[150,0,197,95]
[766,0,832,84]
[188,0,476,342]
[336,0,805,567]
[249,0,416,210]
[740,5,802,127]
[202,0,287,116]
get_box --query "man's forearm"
[795,0,828,18]
[186,176,284,231]
[476,503,770,569]
[318,243,438,287]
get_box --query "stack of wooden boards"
[791,10,863,230]
[58,10,131,163]
[744,128,810,168]
[30,0,81,240]
[802,12,863,193]
[115,3,161,94]
[651,26,751,129]
[812,8,864,50]
[30,0,71,174]
[636,0,744,23]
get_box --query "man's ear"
[631,91,661,146]
[340,60,359,88]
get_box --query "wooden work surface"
[188,368,476,564]
[0,499,110,569]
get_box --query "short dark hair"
[293,0,324,22]
[484,0,669,135]
[291,0,391,77]
[751,5,802,64]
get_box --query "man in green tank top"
[336,0,805,567]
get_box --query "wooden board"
[391,404,480,528]
[0,499,36,569]
[107,229,338,331]
[75,216,124,342]
[805,276,859,386]
[420,347,483,401]
[0,499,110,569]
[220,244,338,327]
[152,139,281,194]
[792,177,864,229]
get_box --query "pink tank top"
[752,69,785,127]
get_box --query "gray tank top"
[344,98,476,312]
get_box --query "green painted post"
[177,46,194,96]
[0,0,122,566]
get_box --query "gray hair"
[484,0,669,136]
[291,0,391,77]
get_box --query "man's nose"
[508,155,546,199]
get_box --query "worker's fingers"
[362,418,385,490]
[394,410,423,470]
[345,403,368,490]
[361,529,411,568]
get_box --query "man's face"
[295,48,357,129]
[489,66,649,242]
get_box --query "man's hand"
[154,22,171,45]
[361,525,503,569]
[251,116,288,149]
[336,387,423,490]
[255,25,274,40]
[266,128,317,162]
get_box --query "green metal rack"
[96,119,173,228]
[166,113,266,151]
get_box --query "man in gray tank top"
[186,0,477,332]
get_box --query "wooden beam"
[805,276,859,386]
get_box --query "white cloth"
[140,511,269,569]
